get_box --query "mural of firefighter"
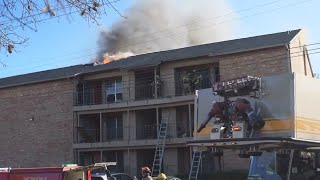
[197,76,265,138]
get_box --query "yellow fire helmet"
[157,173,167,180]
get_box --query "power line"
[1,40,319,78]
[1,0,312,69]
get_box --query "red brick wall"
[0,79,74,167]
[219,47,289,80]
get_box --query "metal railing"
[175,75,211,96]
[76,128,100,143]
[73,74,213,106]
[74,88,103,106]
[74,123,193,143]
[74,87,129,106]
[134,83,164,100]
[102,127,124,141]
[136,124,159,140]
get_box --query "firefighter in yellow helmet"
[157,173,167,180]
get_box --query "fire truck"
[188,73,320,180]
[0,162,116,180]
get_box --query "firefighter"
[141,166,153,180]
[156,173,167,180]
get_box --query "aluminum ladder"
[188,151,202,180]
[151,112,169,177]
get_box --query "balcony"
[74,123,192,144]
[102,127,124,141]
[75,127,123,143]
[73,69,217,107]
[134,83,164,100]
[76,127,100,143]
[175,74,212,96]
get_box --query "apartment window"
[77,114,100,143]
[135,69,154,100]
[102,113,123,141]
[135,109,157,139]
[79,151,101,166]
[102,151,124,173]
[106,78,122,103]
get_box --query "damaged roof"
[0,29,301,89]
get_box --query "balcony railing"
[74,123,192,143]
[175,75,211,96]
[76,128,100,143]
[74,88,103,106]
[134,82,165,100]
[102,127,124,141]
[74,87,128,106]
[136,124,159,140]
[74,74,213,106]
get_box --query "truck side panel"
[259,73,295,137]
[194,88,222,140]
[194,73,295,139]
[0,172,9,180]
[294,73,320,140]
[9,167,63,180]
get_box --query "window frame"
[105,77,123,103]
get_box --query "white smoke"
[97,0,238,61]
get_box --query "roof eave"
[212,44,289,57]
[0,76,76,89]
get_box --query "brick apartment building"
[0,29,313,177]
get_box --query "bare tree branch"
[0,0,122,61]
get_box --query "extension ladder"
[188,151,202,180]
[151,112,169,177]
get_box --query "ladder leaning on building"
[151,112,169,177]
[188,150,202,180]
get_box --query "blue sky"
[0,0,319,78]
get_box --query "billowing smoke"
[97,0,238,63]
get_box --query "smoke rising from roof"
[97,0,238,62]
